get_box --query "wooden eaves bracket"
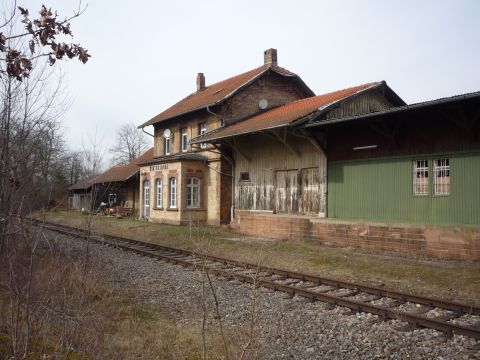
[438,109,480,142]
[367,117,404,147]
[296,129,327,155]
[219,138,250,162]
[263,127,301,158]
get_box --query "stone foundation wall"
[230,210,480,260]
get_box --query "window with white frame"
[434,158,450,195]
[169,177,177,208]
[413,160,429,195]
[199,122,207,149]
[164,137,171,155]
[156,178,163,208]
[181,127,188,152]
[186,177,200,208]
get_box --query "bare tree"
[82,130,105,177]
[109,122,150,165]
[63,150,85,186]
[0,1,90,80]
[0,1,89,237]
[0,4,89,356]
[0,58,67,231]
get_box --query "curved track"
[27,218,480,339]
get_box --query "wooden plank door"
[275,170,299,213]
[299,167,320,214]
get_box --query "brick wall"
[220,72,308,120]
[148,71,311,225]
[230,211,480,260]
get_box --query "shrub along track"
[28,218,480,340]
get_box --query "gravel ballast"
[47,231,480,359]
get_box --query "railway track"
[27,218,480,340]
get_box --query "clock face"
[163,129,171,138]
[259,99,268,110]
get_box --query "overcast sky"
[20,0,480,153]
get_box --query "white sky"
[20,0,480,153]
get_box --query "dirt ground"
[35,210,480,307]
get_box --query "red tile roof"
[69,175,96,191]
[93,147,155,184]
[139,64,312,127]
[191,82,382,143]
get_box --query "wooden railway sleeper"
[29,219,480,340]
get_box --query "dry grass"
[36,210,480,306]
[0,226,229,359]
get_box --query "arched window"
[156,178,163,208]
[186,177,200,208]
[169,177,177,208]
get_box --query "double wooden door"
[275,168,320,214]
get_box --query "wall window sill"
[185,208,205,212]
[167,208,179,212]
[153,207,164,210]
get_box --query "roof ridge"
[190,81,384,144]
[192,64,298,94]
[139,64,311,128]
[195,64,269,93]
[308,81,380,101]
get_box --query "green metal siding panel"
[328,152,480,225]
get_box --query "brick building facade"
[138,48,480,260]
[138,49,313,225]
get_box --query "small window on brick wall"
[181,127,188,152]
[413,160,428,195]
[199,122,207,149]
[434,158,450,195]
[164,137,171,155]
[240,172,250,182]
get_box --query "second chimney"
[264,48,278,66]
[197,73,205,91]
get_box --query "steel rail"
[32,218,480,316]
[28,218,480,339]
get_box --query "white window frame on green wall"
[413,157,451,196]
[433,158,451,195]
[413,159,429,196]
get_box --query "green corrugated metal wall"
[327,152,480,225]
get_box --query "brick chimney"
[196,73,205,91]
[264,48,277,66]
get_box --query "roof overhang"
[198,124,293,144]
[138,66,315,129]
[190,82,395,144]
[137,153,209,167]
[305,90,480,129]
[92,171,139,185]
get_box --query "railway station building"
[138,49,480,260]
